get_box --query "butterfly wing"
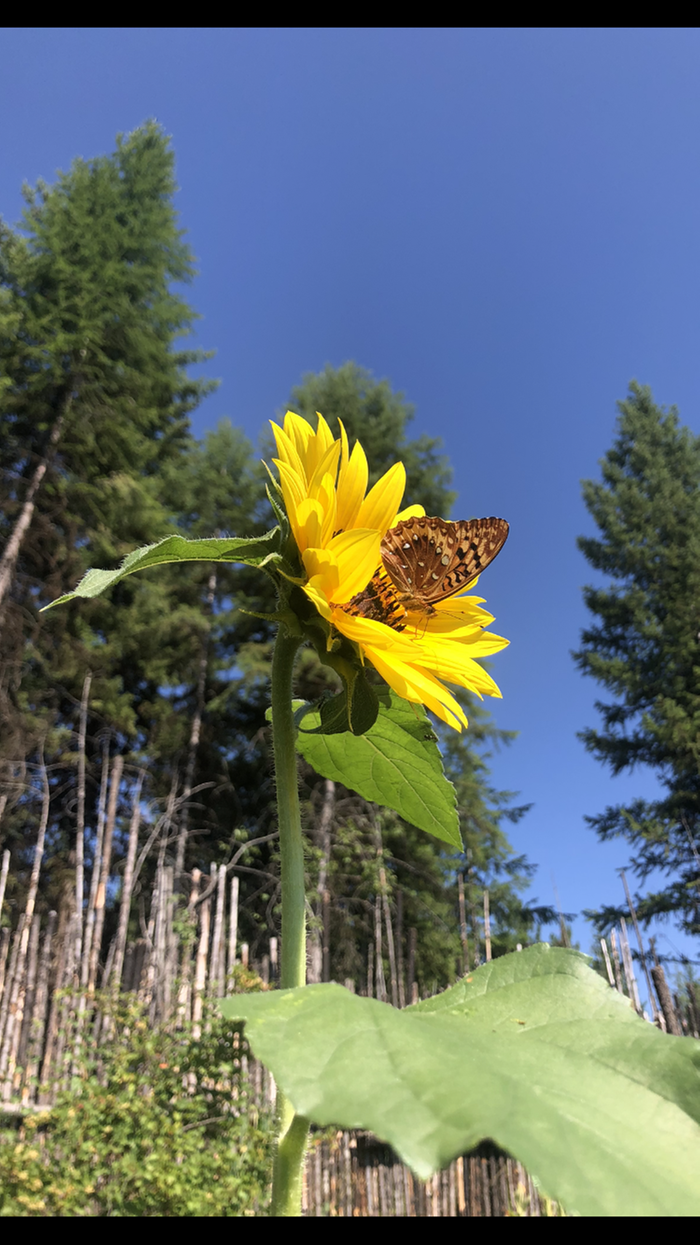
[381,516,509,605]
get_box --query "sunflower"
[271,411,508,731]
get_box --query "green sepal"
[265,479,290,541]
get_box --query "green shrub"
[0,996,274,1216]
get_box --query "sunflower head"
[269,411,508,733]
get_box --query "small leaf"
[294,693,351,736]
[294,690,460,845]
[347,669,380,735]
[221,945,700,1217]
[41,529,281,610]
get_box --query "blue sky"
[3,28,700,978]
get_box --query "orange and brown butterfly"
[346,515,509,632]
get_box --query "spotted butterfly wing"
[381,515,509,610]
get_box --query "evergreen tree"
[0,120,214,742]
[157,419,275,879]
[0,121,214,918]
[575,382,700,939]
[287,361,456,515]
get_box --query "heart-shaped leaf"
[293,691,460,846]
[41,529,281,610]
[221,944,700,1216]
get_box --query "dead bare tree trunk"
[466,862,481,967]
[21,910,56,1103]
[0,917,25,1055]
[87,754,124,995]
[457,873,470,974]
[0,404,69,624]
[373,894,386,1002]
[141,843,166,1015]
[81,737,110,987]
[192,871,211,1039]
[154,864,174,1019]
[407,926,417,1004]
[74,673,91,982]
[649,939,682,1036]
[308,779,334,984]
[620,870,658,1023]
[483,890,492,963]
[40,912,72,1097]
[372,820,396,1003]
[16,913,41,1069]
[618,918,642,1013]
[600,937,615,988]
[177,870,201,1027]
[175,569,217,883]
[0,758,50,1092]
[610,927,624,994]
[395,888,406,1008]
[0,929,10,1005]
[0,849,10,924]
[210,862,226,998]
[108,770,144,990]
[227,874,239,992]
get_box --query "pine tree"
[575,382,700,939]
[0,121,215,922]
[0,121,215,752]
[157,419,275,880]
[287,361,456,514]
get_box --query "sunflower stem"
[269,622,309,1215]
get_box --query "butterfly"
[347,515,509,631]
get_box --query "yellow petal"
[295,498,324,552]
[272,422,307,482]
[393,503,426,524]
[357,462,406,534]
[302,548,340,604]
[430,595,487,615]
[301,413,335,480]
[336,437,369,534]
[303,578,334,623]
[283,411,314,460]
[308,440,341,500]
[415,643,504,698]
[333,608,419,654]
[411,602,495,638]
[326,529,382,601]
[273,458,305,509]
[315,412,335,454]
[274,459,308,549]
[365,647,469,730]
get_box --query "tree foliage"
[0,126,545,1004]
[0,119,215,785]
[288,361,456,515]
[575,382,700,937]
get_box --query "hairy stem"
[269,624,309,1215]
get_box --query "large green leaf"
[41,530,281,610]
[294,691,460,847]
[221,945,700,1216]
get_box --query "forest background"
[3,27,700,1004]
